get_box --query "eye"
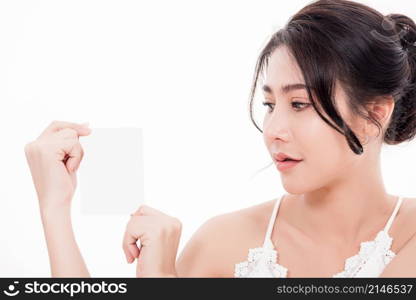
[291,101,311,111]
[262,101,274,113]
[262,101,311,113]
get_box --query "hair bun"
[383,14,416,144]
[386,14,416,51]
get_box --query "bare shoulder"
[380,197,416,277]
[175,199,275,277]
[399,196,416,217]
[391,197,416,250]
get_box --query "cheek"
[304,121,343,164]
[282,117,353,193]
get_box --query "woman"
[25,0,416,277]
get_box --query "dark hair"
[249,0,416,155]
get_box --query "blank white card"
[78,127,144,215]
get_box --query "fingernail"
[80,122,90,128]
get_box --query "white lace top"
[234,194,403,278]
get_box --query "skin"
[176,46,416,277]
[25,46,416,278]
[261,45,399,244]
[25,122,92,277]
[25,121,181,277]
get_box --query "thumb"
[65,142,84,173]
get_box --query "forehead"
[263,46,353,119]
[263,46,305,94]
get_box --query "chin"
[281,181,307,195]
[280,175,320,195]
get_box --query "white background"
[0,0,415,277]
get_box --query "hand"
[24,120,91,210]
[122,205,182,277]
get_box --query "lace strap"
[262,194,285,249]
[383,196,403,234]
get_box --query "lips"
[275,159,302,171]
[273,152,303,172]
[273,152,303,163]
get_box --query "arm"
[379,232,416,277]
[175,218,217,277]
[41,204,90,277]
[24,121,92,277]
[175,214,238,277]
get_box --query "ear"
[364,96,395,137]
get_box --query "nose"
[262,108,291,142]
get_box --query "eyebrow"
[262,83,311,95]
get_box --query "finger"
[131,204,164,217]
[123,231,140,264]
[40,120,91,138]
[122,230,133,263]
[54,128,79,140]
[128,243,140,260]
[58,139,84,173]
[66,142,84,172]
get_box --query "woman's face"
[262,46,367,194]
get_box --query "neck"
[292,154,397,244]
